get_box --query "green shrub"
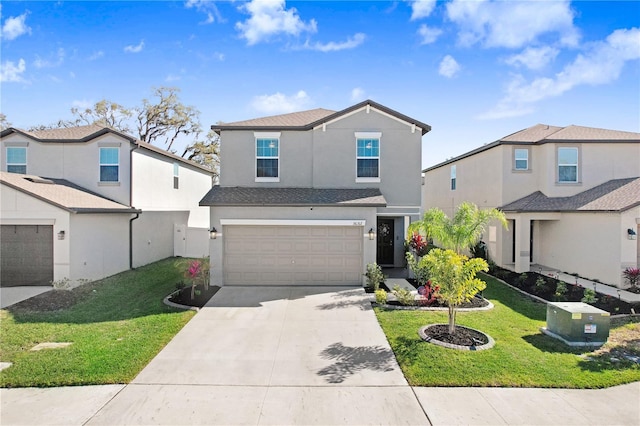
[581,288,598,304]
[405,252,430,285]
[392,285,415,306]
[517,273,528,286]
[534,277,547,292]
[364,263,385,291]
[375,289,387,304]
[554,281,568,301]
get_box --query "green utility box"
[542,302,610,346]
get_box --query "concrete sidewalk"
[1,286,639,425]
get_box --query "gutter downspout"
[129,141,140,270]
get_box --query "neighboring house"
[1,124,215,287]
[422,124,640,288]
[201,100,431,286]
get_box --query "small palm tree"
[408,202,507,255]
[410,202,508,334]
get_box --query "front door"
[377,218,394,265]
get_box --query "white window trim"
[355,132,381,183]
[513,147,530,171]
[255,132,280,183]
[557,146,580,184]
[99,147,120,183]
[6,146,27,173]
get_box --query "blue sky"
[1,0,639,168]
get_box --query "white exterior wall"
[1,133,132,206]
[69,214,131,282]
[131,148,212,228]
[537,213,624,286]
[208,206,378,287]
[1,184,132,285]
[132,210,189,268]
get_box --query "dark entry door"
[376,218,394,265]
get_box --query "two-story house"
[200,100,430,287]
[1,124,214,287]
[422,124,640,288]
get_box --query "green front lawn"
[376,273,640,388]
[0,258,195,388]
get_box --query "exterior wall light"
[209,227,218,240]
[368,228,375,240]
[628,228,637,240]
[57,230,65,240]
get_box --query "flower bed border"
[372,298,493,312]
[418,323,496,351]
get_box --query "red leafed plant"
[417,280,440,306]
[408,232,430,257]
[623,267,640,289]
[181,257,211,299]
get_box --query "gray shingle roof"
[501,177,640,212]
[0,171,140,214]
[199,186,387,207]
[212,99,432,136]
[1,125,214,174]
[424,124,640,172]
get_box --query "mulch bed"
[490,267,640,314]
[168,284,220,308]
[7,287,92,312]
[421,324,489,347]
[383,296,488,309]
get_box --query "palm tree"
[408,202,507,255]
[411,202,508,334]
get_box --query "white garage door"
[224,225,363,286]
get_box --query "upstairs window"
[356,132,381,182]
[256,135,279,181]
[558,147,578,183]
[514,148,529,170]
[450,165,456,190]
[173,162,179,189]
[99,147,119,182]
[6,147,26,174]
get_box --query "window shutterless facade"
[450,165,456,190]
[99,147,119,182]
[6,147,27,174]
[355,132,381,182]
[514,148,529,171]
[255,132,280,182]
[557,147,578,183]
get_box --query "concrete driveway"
[86,286,428,425]
[0,286,51,309]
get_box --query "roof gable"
[212,100,431,136]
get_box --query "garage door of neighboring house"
[224,225,363,286]
[1,225,54,287]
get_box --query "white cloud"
[446,0,580,49]
[417,24,442,45]
[2,11,31,40]
[505,46,559,70]
[305,33,365,52]
[124,40,145,53]
[439,55,460,78]
[478,27,640,119]
[165,74,181,82]
[410,0,437,21]
[185,0,223,25]
[1,58,26,82]
[33,47,65,69]
[88,50,104,61]
[72,99,94,109]
[236,0,317,45]
[351,87,366,102]
[251,90,311,114]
